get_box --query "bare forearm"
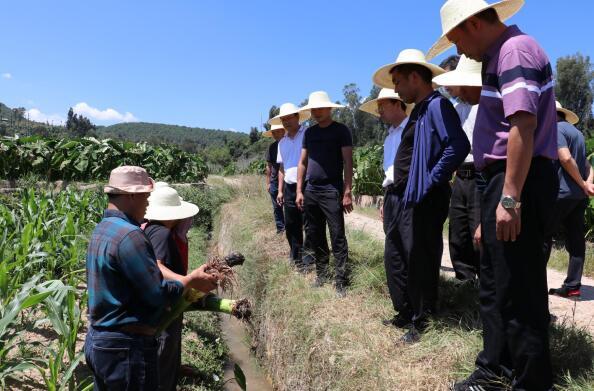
[504,116,536,199]
[343,159,353,193]
[297,163,305,193]
[278,168,285,190]
[158,262,185,282]
[588,161,594,183]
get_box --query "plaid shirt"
[86,209,183,328]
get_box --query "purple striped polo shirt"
[474,25,558,170]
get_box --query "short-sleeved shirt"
[557,121,588,199]
[302,121,353,192]
[265,141,281,185]
[144,222,184,275]
[383,117,408,187]
[474,25,557,170]
[392,109,419,192]
[277,125,306,184]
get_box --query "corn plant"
[353,145,384,196]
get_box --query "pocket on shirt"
[91,341,130,388]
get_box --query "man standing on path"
[296,91,353,297]
[373,49,470,343]
[359,88,413,223]
[269,103,311,268]
[434,55,484,282]
[84,166,218,390]
[546,102,594,298]
[428,0,559,389]
[264,124,286,234]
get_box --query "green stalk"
[190,294,234,315]
[157,288,205,333]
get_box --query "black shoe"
[399,326,421,344]
[450,371,501,391]
[549,286,581,298]
[382,314,412,329]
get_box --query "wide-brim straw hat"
[104,165,155,194]
[263,123,285,138]
[556,101,579,125]
[373,49,446,89]
[427,0,525,60]
[432,55,482,87]
[299,91,344,111]
[359,88,414,118]
[145,185,199,221]
[269,102,311,126]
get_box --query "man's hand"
[188,264,219,293]
[473,224,481,247]
[277,191,284,206]
[496,204,521,242]
[342,191,353,213]
[379,205,384,221]
[583,181,594,197]
[266,183,271,193]
[296,191,305,211]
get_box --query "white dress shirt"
[382,117,409,187]
[277,125,306,184]
[454,102,478,164]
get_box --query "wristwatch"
[500,195,521,209]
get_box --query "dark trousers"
[157,317,183,391]
[475,158,557,390]
[283,182,305,262]
[269,181,285,232]
[303,188,349,286]
[544,197,588,290]
[449,174,481,281]
[84,325,159,391]
[383,183,450,324]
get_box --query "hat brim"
[269,110,310,126]
[557,108,579,125]
[426,0,525,60]
[373,61,446,89]
[359,98,414,118]
[432,71,482,87]
[144,201,199,221]
[299,102,345,111]
[104,177,155,194]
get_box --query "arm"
[341,146,354,213]
[558,147,590,195]
[277,165,285,206]
[265,163,272,192]
[296,148,308,210]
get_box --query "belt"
[119,324,157,337]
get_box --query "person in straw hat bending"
[84,166,218,391]
[433,55,484,282]
[545,102,594,299]
[295,91,353,297]
[373,49,470,343]
[270,103,311,269]
[263,124,286,234]
[428,0,558,389]
[143,183,202,390]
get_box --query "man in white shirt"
[269,103,311,268]
[434,55,483,282]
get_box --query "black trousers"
[383,183,450,324]
[269,180,285,232]
[449,174,481,281]
[157,316,182,391]
[303,188,349,286]
[544,197,588,290]
[475,158,557,390]
[283,182,304,263]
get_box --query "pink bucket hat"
[104,166,155,194]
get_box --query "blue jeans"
[84,326,159,391]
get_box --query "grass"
[547,241,594,280]
[216,175,594,390]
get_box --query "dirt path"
[345,211,594,333]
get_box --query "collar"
[410,90,441,118]
[389,116,409,134]
[103,209,141,227]
[484,25,522,61]
[288,125,306,140]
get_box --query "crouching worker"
[84,167,218,391]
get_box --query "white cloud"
[25,108,65,125]
[73,102,138,123]
[2,73,12,79]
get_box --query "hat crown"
[555,101,563,110]
[278,103,300,117]
[148,187,182,208]
[456,55,482,74]
[440,0,489,34]
[270,124,284,131]
[307,91,334,106]
[109,166,150,187]
[377,88,402,101]
[395,49,429,64]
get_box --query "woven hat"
[145,185,199,221]
[359,89,414,118]
[263,123,286,138]
[268,102,311,126]
[556,101,579,125]
[427,0,525,60]
[432,55,482,87]
[373,49,446,89]
[299,91,344,111]
[104,166,155,194]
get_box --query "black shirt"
[265,141,280,185]
[302,121,353,192]
[392,108,419,193]
[144,222,184,276]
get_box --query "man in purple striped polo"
[428,1,558,390]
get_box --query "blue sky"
[0,0,592,132]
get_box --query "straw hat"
[359,89,414,117]
[299,91,344,111]
[556,101,579,125]
[427,0,525,60]
[268,102,311,126]
[104,166,155,194]
[373,49,446,89]
[432,55,482,87]
[145,185,199,221]
[263,123,285,138]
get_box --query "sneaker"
[549,286,580,298]
[382,314,412,329]
[450,371,501,391]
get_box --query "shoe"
[382,314,412,329]
[335,285,347,298]
[399,326,421,344]
[549,286,580,298]
[450,371,500,391]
